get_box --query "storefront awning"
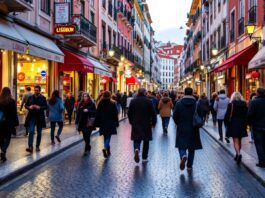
[248,46,265,70]
[126,76,138,85]
[59,49,93,73]
[87,57,112,77]
[0,18,28,54]
[213,43,258,73]
[14,24,64,63]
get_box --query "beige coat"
[158,97,173,117]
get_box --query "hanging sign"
[55,3,70,24]
[17,72,25,81]
[55,25,76,34]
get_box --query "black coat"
[0,99,19,136]
[198,97,210,116]
[248,96,265,131]
[76,101,96,132]
[128,96,157,141]
[224,100,248,138]
[25,94,48,128]
[121,95,127,108]
[95,99,119,136]
[173,96,203,150]
[64,96,75,111]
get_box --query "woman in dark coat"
[64,92,75,124]
[210,92,218,126]
[173,87,202,170]
[0,87,19,162]
[225,92,248,164]
[76,92,96,156]
[95,91,119,158]
[198,93,210,122]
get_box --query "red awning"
[59,49,93,73]
[213,43,258,73]
[126,76,138,85]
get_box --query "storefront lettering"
[55,26,76,34]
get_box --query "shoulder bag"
[193,103,204,128]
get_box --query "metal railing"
[249,6,257,24]
[238,17,245,36]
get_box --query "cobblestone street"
[0,118,265,198]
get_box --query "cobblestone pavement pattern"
[0,118,265,198]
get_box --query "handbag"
[86,117,95,127]
[193,103,204,128]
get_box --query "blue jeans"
[27,119,42,147]
[133,140,149,159]
[50,121,63,141]
[104,135,111,149]
[161,117,170,129]
[179,149,195,167]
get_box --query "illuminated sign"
[54,25,76,34]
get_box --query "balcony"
[238,17,245,36]
[0,0,33,13]
[65,15,97,47]
[249,6,257,24]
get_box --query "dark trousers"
[28,119,42,147]
[82,128,93,151]
[179,149,195,167]
[253,130,265,165]
[133,140,149,159]
[212,114,217,125]
[104,135,111,149]
[50,121,63,141]
[218,119,227,139]
[161,117,170,129]
[67,110,73,124]
[0,123,11,154]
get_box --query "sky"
[147,0,192,45]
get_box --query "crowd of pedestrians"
[0,85,265,170]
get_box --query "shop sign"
[55,25,76,34]
[55,3,70,24]
[17,72,25,81]
[40,70,47,77]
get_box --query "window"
[90,11,95,24]
[102,0,106,9]
[80,0,85,16]
[108,28,112,49]
[238,0,245,36]
[113,32,116,46]
[40,0,50,15]
[90,0,94,7]
[102,23,106,49]
[249,0,257,23]
[230,10,235,43]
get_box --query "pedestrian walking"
[76,92,96,156]
[158,92,173,134]
[0,87,19,162]
[210,92,218,126]
[169,90,177,107]
[224,92,248,164]
[48,90,64,145]
[121,92,127,117]
[96,90,104,107]
[20,86,33,136]
[214,89,230,143]
[173,87,203,171]
[249,92,256,143]
[147,91,159,114]
[95,91,119,158]
[128,88,157,163]
[248,88,265,168]
[25,85,48,153]
[116,90,122,114]
[198,93,210,123]
[64,92,75,124]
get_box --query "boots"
[0,152,7,162]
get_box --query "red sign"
[17,72,25,81]
[54,25,76,34]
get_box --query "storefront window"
[62,72,74,97]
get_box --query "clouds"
[147,0,192,44]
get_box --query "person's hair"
[184,87,193,96]
[212,92,218,98]
[49,90,60,105]
[256,88,265,97]
[163,92,169,97]
[26,87,31,92]
[129,91,133,97]
[34,85,41,91]
[81,92,91,103]
[230,91,244,102]
[200,93,206,98]
[0,87,12,105]
[103,91,111,99]
[219,89,225,94]
[138,88,147,96]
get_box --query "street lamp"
[246,23,261,43]
[212,48,218,56]
[108,49,115,57]
[200,65,205,70]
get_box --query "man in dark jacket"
[248,88,265,168]
[64,92,75,124]
[173,87,203,171]
[128,88,157,163]
[25,85,48,153]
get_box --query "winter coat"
[20,92,33,110]
[224,100,248,138]
[210,98,217,116]
[76,101,96,132]
[214,94,230,120]
[121,95,127,108]
[158,97,173,117]
[148,96,159,114]
[128,95,157,141]
[173,96,203,150]
[95,99,119,136]
[48,98,64,122]
[0,99,19,136]
[64,96,75,112]
[198,97,210,116]
[25,94,48,128]
[248,96,265,131]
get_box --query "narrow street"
[0,118,264,198]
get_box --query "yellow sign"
[55,25,76,34]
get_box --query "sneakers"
[102,149,108,158]
[26,147,33,153]
[134,149,140,163]
[225,137,230,144]
[180,156,187,170]
[55,135,61,143]
[0,153,7,162]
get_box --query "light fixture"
[200,65,205,70]
[108,49,115,57]
[245,23,261,43]
[26,57,30,61]
[120,55,125,62]
[212,48,218,56]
